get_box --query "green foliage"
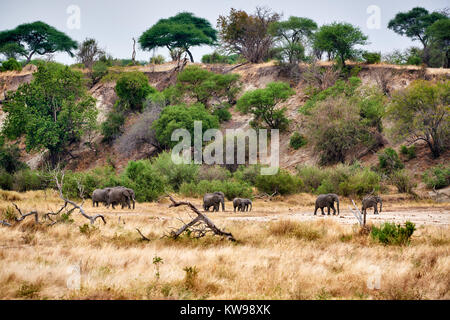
[139,12,217,62]
[378,148,404,175]
[201,52,240,64]
[0,42,27,60]
[313,22,368,66]
[236,81,294,131]
[0,142,27,173]
[255,170,303,195]
[422,165,450,189]
[362,51,381,64]
[0,21,78,63]
[233,165,262,186]
[101,111,125,143]
[150,55,166,64]
[426,19,450,68]
[91,61,108,83]
[371,221,416,245]
[388,80,449,158]
[1,62,97,166]
[0,170,13,190]
[389,170,416,194]
[151,152,198,191]
[180,179,252,200]
[115,71,156,111]
[400,145,416,160]
[0,58,22,71]
[289,132,307,149]
[153,103,219,148]
[212,106,232,122]
[12,169,48,192]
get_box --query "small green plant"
[389,170,417,194]
[1,205,17,222]
[378,148,404,175]
[362,51,381,64]
[0,58,22,72]
[183,266,199,289]
[212,106,232,122]
[150,55,166,64]
[400,145,416,160]
[289,132,307,149]
[422,165,450,189]
[79,223,98,237]
[60,212,74,224]
[153,256,164,280]
[371,221,416,245]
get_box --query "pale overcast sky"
[0,0,448,64]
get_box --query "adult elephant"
[362,195,382,215]
[114,186,136,209]
[314,193,340,216]
[106,187,134,210]
[233,198,243,212]
[203,192,225,212]
[92,188,112,207]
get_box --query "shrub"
[201,52,239,64]
[101,111,125,143]
[197,165,231,182]
[362,51,381,64]
[152,103,219,148]
[255,170,303,195]
[0,58,22,72]
[339,167,381,196]
[400,145,416,160]
[289,132,307,149]
[296,165,328,193]
[151,152,198,191]
[12,170,48,192]
[115,71,156,111]
[0,143,27,173]
[150,55,166,64]
[422,165,450,189]
[0,170,13,190]
[371,221,416,245]
[91,61,108,83]
[212,106,232,122]
[378,148,404,175]
[233,165,262,186]
[389,170,416,194]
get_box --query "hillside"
[0,61,449,191]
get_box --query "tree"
[115,71,156,111]
[0,42,26,60]
[76,38,105,69]
[388,7,448,65]
[388,80,449,158]
[269,16,318,64]
[426,19,450,68]
[1,62,98,166]
[0,21,78,64]
[236,82,294,131]
[217,7,280,63]
[152,103,220,148]
[313,22,368,67]
[139,12,217,62]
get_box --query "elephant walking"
[106,187,136,210]
[92,188,112,207]
[233,198,252,212]
[362,195,382,215]
[314,193,340,216]
[203,192,225,212]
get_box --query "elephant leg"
[320,207,325,215]
[327,206,331,215]
[314,206,318,215]
[331,204,336,215]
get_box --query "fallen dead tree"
[165,195,236,242]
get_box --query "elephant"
[314,193,340,216]
[92,188,112,207]
[240,199,252,212]
[362,195,382,215]
[203,192,225,212]
[106,187,135,210]
[233,198,243,212]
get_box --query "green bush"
[371,221,416,245]
[255,170,303,195]
[152,103,219,148]
[0,143,27,173]
[151,152,198,191]
[339,167,380,196]
[362,51,381,64]
[289,132,307,149]
[422,165,450,189]
[0,170,13,190]
[12,170,48,192]
[201,52,240,64]
[400,145,416,160]
[198,165,231,182]
[115,71,156,111]
[296,165,328,193]
[179,179,252,200]
[233,165,262,186]
[0,58,22,72]
[101,111,125,142]
[389,170,416,194]
[212,106,232,122]
[378,148,404,175]
[91,61,108,83]
[150,55,166,64]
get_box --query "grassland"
[0,190,449,300]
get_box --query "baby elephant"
[362,195,382,215]
[233,198,252,212]
[314,193,340,216]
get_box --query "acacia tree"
[0,21,78,64]
[139,12,217,62]
[313,22,368,67]
[76,38,105,69]
[217,7,280,63]
[1,62,98,166]
[426,19,450,68]
[388,7,448,66]
[388,80,449,159]
[269,16,318,64]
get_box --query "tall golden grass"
[0,190,448,300]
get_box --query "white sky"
[0,0,448,64]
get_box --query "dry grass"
[0,190,449,300]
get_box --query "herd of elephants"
[91,187,383,216]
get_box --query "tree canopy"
[426,19,450,68]
[1,62,97,166]
[0,21,78,64]
[139,12,217,62]
[313,22,368,67]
